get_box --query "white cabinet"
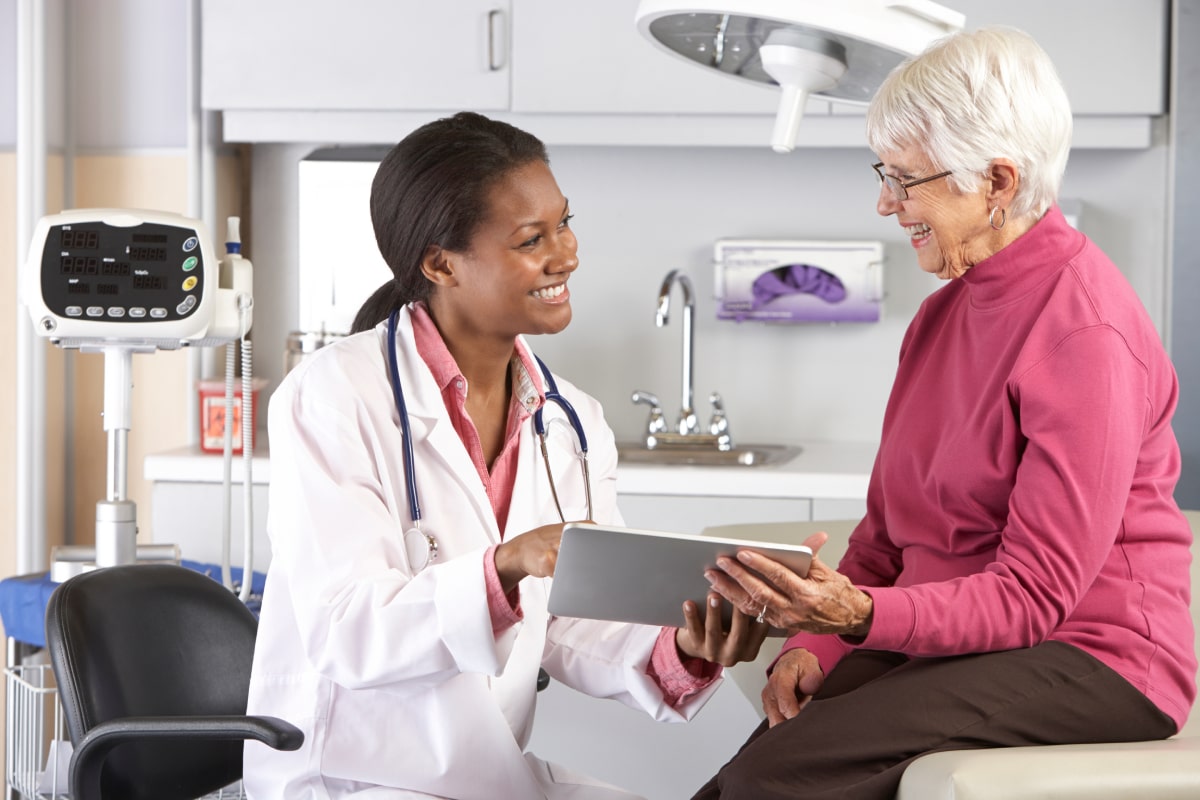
[619,494,813,533]
[201,0,1166,148]
[945,0,1166,115]
[618,494,866,535]
[510,0,828,116]
[201,0,511,111]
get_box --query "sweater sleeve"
[777,453,904,673]
[860,326,1149,656]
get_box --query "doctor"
[244,112,769,799]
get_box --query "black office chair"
[44,563,303,800]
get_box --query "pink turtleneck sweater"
[782,206,1196,730]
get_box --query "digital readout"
[132,274,166,291]
[61,258,135,276]
[60,256,98,275]
[129,246,167,262]
[61,229,100,249]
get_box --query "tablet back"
[547,523,812,630]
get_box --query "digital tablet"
[547,523,813,633]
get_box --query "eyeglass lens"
[873,163,907,201]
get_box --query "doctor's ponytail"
[350,112,550,334]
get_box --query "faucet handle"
[708,392,728,434]
[631,390,667,437]
[708,392,732,443]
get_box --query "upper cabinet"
[201,0,1168,147]
[946,0,1166,116]
[201,0,511,111]
[508,2,819,116]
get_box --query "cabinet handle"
[487,9,507,71]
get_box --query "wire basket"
[5,663,68,800]
[5,663,247,800]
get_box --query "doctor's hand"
[707,531,874,638]
[674,592,771,667]
[494,523,568,594]
[763,647,824,727]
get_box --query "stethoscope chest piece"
[404,527,438,571]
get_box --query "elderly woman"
[693,26,1196,800]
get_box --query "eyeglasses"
[872,162,952,201]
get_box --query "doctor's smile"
[530,282,569,302]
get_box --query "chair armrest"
[897,737,1200,800]
[70,714,304,800]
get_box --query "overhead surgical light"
[635,0,965,152]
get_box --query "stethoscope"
[386,308,594,570]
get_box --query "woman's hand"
[493,522,566,593]
[763,647,824,727]
[674,592,771,667]
[706,531,874,638]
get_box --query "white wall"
[1168,0,1200,508]
[249,141,1171,448]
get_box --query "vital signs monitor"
[22,208,254,575]
[24,208,251,348]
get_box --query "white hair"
[866,26,1072,220]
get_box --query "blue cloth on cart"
[0,561,267,649]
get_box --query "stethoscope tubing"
[386,308,592,534]
[533,354,593,520]
[387,310,422,525]
[532,354,588,455]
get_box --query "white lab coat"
[244,308,721,799]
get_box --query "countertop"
[144,440,877,500]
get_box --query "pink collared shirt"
[409,303,716,706]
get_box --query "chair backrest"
[45,563,259,800]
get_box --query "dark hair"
[350,112,550,334]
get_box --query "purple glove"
[751,264,847,308]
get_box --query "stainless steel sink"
[616,442,802,467]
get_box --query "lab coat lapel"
[390,309,501,544]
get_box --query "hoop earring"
[989,206,1007,231]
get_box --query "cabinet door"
[511,0,827,116]
[944,0,1166,115]
[513,0,1165,117]
[618,494,812,533]
[202,0,511,111]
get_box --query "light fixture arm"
[635,0,965,151]
[759,30,847,153]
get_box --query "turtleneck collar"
[959,205,1087,309]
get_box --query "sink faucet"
[656,269,699,435]
[632,270,733,450]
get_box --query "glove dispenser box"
[714,239,885,323]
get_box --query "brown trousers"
[692,641,1175,800]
